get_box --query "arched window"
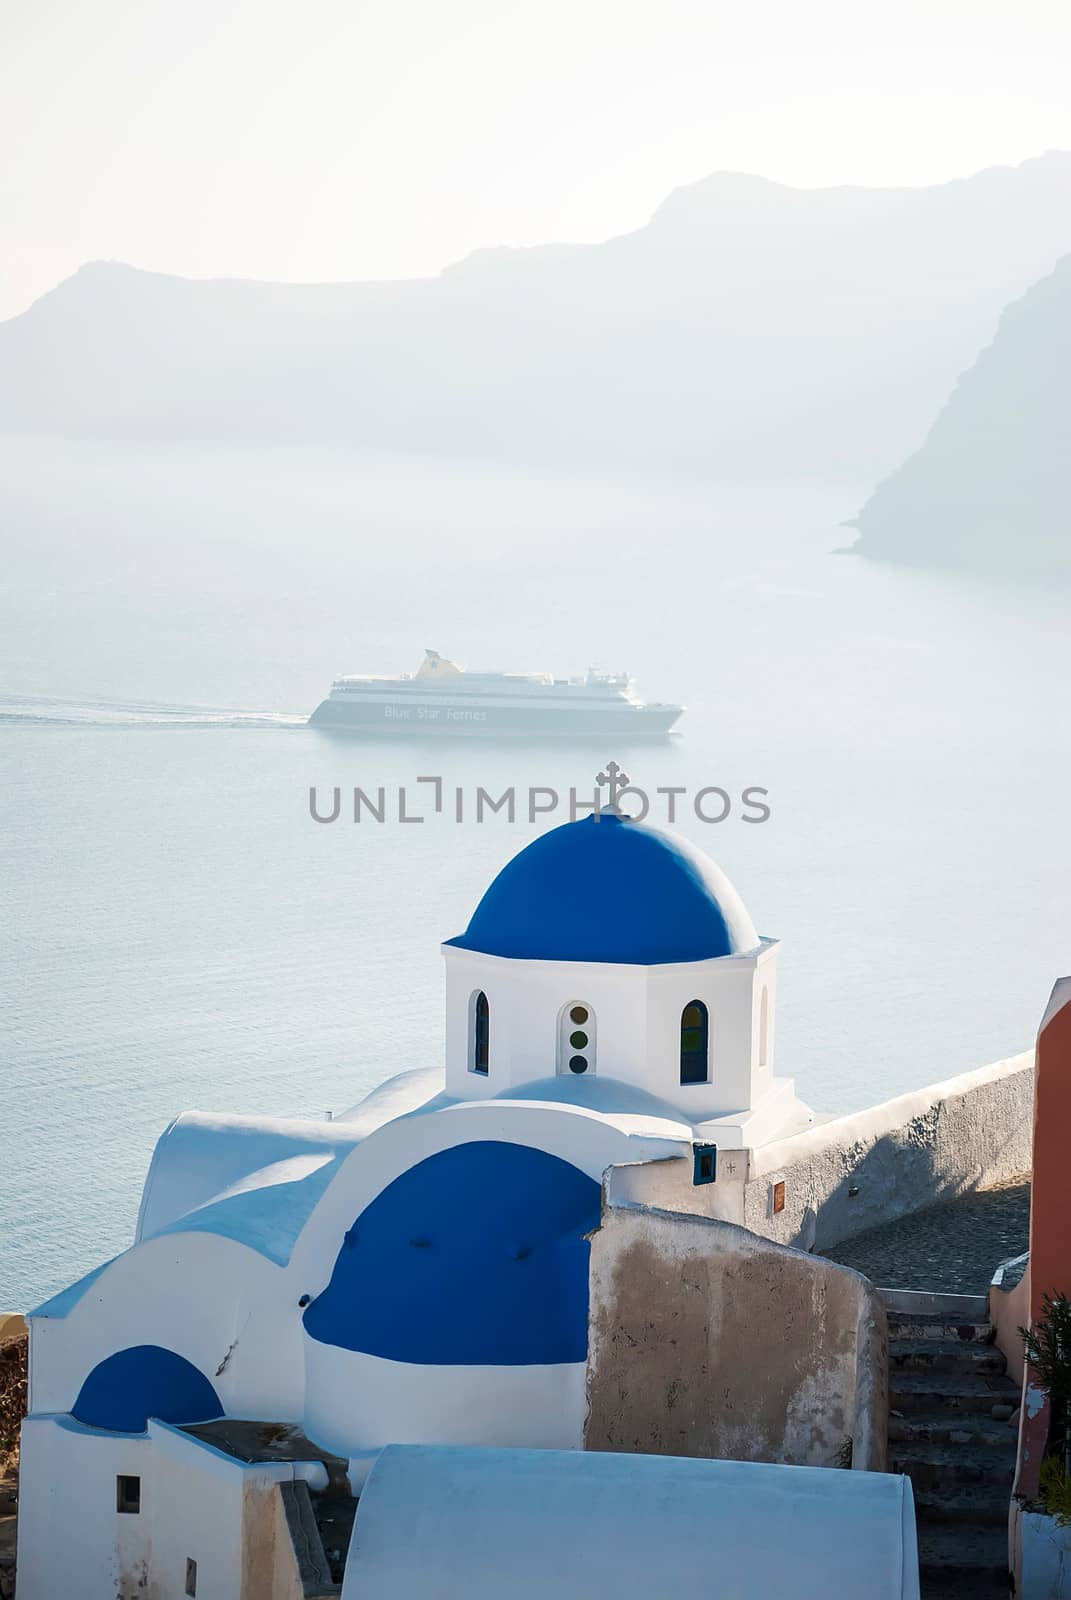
[558,1002,596,1075]
[680,1001,709,1085]
[759,985,769,1068]
[472,990,489,1075]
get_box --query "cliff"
[849,255,1071,572]
[3,154,1071,484]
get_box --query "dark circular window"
[569,1006,588,1025]
[569,1030,588,1049]
[569,1055,588,1074]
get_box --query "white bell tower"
[439,773,810,1146]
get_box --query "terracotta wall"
[1016,979,1071,1503]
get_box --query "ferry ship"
[308,651,683,736]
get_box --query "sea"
[2,436,1068,1309]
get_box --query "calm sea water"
[2,438,1069,1308]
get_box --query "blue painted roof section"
[73,1345,223,1433]
[448,814,758,965]
[304,1140,601,1365]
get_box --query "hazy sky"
[3,0,1071,321]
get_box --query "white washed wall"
[17,1419,152,1600]
[28,1232,302,1423]
[17,1417,310,1600]
[443,939,779,1119]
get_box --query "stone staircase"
[311,1469,359,1589]
[884,1290,1017,1600]
[278,1455,358,1596]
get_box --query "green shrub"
[1021,1292,1071,1477]
[1040,1458,1071,1527]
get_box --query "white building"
[347,1444,919,1600]
[15,810,910,1600]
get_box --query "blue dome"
[304,1141,600,1365]
[448,814,758,965]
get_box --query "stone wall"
[610,1051,1034,1252]
[750,1051,1035,1251]
[585,1200,887,1471]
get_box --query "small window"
[185,1557,198,1597]
[471,990,489,1074]
[693,1143,717,1185]
[558,1002,596,1074]
[116,1475,141,1514]
[680,1001,709,1085]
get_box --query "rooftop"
[449,813,759,965]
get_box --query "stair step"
[921,1577,1010,1600]
[891,1370,1018,1415]
[912,1481,1011,1525]
[917,1522,1009,1580]
[880,1288,989,1320]
[889,1409,1018,1449]
[312,1493,359,1588]
[887,1312,995,1345]
[890,1440,1014,1490]
[890,1339,1006,1376]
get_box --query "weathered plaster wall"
[990,1253,1030,1389]
[237,1484,277,1600]
[747,1052,1034,1251]
[585,1201,886,1472]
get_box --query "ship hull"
[307,697,682,737]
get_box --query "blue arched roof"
[304,1141,600,1365]
[447,814,758,965]
[73,1345,223,1433]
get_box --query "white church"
[16,805,920,1599]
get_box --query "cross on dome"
[595,761,631,814]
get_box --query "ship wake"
[0,694,307,729]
